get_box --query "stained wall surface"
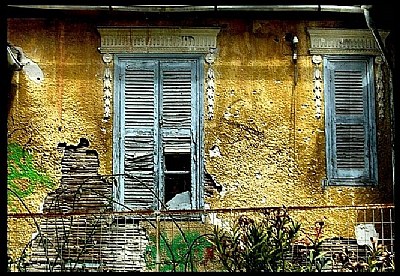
[7,13,394,259]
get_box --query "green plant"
[7,143,54,209]
[298,221,331,272]
[145,230,212,272]
[335,237,395,272]
[208,207,301,272]
[364,238,395,272]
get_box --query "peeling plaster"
[209,145,221,157]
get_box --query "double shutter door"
[115,57,201,210]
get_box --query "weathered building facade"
[6,5,397,272]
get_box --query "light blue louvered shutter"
[158,60,199,209]
[121,60,158,210]
[324,56,377,185]
[115,57,203,210]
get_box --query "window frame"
[112,54,205,211]
[324,55,378,187]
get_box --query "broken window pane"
[164,152,191,203]
[164,173,191,203]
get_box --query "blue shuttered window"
[324,56,377,186]
[113,56,203,210]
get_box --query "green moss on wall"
[7,143,55,210]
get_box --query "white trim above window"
[307,28,389,55]
[97,26,220,54]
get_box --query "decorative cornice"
[307,28,389,55]
[97,27,220,54]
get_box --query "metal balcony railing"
[8,204,394,272]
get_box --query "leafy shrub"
[208,207,301,272]
[334,237,395,272]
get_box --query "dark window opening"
[164,174,191,203]
[164,152,191,171]
[164,152,191,202]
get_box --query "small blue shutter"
[324,56,377,185]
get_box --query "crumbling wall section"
[25,139,148,272]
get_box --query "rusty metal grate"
[7,204,395,272]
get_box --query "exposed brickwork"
[25,138,149,272]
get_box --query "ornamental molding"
[205,48,217,120]
[307,28,389,55]
[97,26,220,54]
[374,56,385,120]
[102,53,113,120]
[312,55,322,119]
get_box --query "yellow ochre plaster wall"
[7,17,393,259]
[8,19,112,175]
[205,20,392,209]
[7,19,112,259]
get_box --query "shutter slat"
[125,68,155,128]
[123,134,155,209]
[334,70,364,116]
[162,66,192,128]
[162,136,191,148]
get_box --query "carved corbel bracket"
[312,55,323,119]
[205,48,217,120]
[375,56,385,120]
[102,53,113,121]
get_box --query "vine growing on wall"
[7,143,55,211]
